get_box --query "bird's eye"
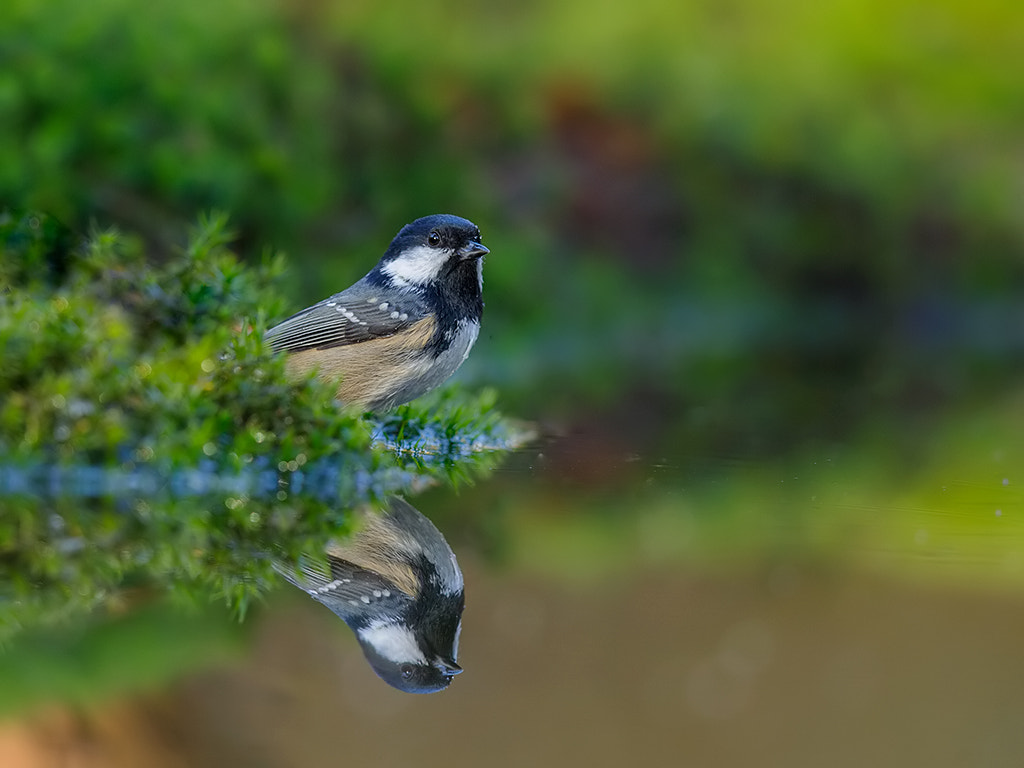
[427,231,441,247]
[400,664,414,680]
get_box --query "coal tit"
[265,214,488,411]
[275,496,465,694]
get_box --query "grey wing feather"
[274,556,413,617]
[265,281,427,353]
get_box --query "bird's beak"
[459,241,489,260]
[438,657,463,675]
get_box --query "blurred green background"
[3,0,1024,765]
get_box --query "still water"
[2,380,1024,767]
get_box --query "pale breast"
[283,315,479,410]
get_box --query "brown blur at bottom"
[4,563,1024,768]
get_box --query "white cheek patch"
[358,622,428,664]
[382,245,449,287]
[452,619,462,659]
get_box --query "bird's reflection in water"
[276,496,464,694]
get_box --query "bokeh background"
[3,0,1024,765]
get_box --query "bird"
[265,214,488,411]
[275,496,465,694]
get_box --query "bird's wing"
[265,282,427,353]
[274,555,414,617]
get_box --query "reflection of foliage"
[0,598,246,718]
[0,214,519,644]
[471,391,1024,592]
[0,489,348,646]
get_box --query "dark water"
[3,370,1024,766]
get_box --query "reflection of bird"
[265,214,488,411]
[275,496,465,694]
